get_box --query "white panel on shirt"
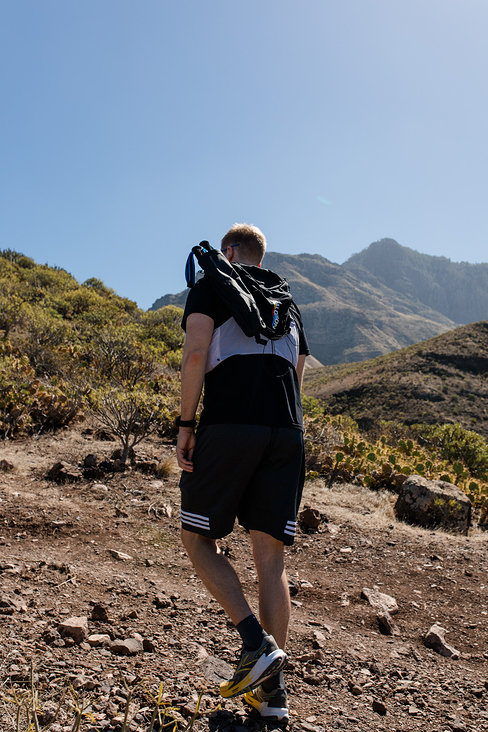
[206,317,299,374]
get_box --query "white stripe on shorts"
[284,520,296,537]
[181,510,210,530]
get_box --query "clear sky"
[1,1,487,309]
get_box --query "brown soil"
[0,426,487,732]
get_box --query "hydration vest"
[185,241,298,345]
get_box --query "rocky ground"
[0,426,487,732]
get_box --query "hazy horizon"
[1,1,487,308]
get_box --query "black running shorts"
[179,424,304,546]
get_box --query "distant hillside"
[303,321,488,439]
[151,240,488,364]
[344,239,488,325]
[262,250,458,366]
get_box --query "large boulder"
[394,475,471,535]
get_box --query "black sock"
[262,670,285,693]
[236,614,266,651]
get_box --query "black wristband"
[175,416,196,429]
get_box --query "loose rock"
[298,505,322,529]
[377,609,397,636]
[372,699,387,716]
[87,634,111,647]
[46,461,83,484]
[424,624,460,659]
[108,549,133,561]
[91,603,110,622]
[200,656,233,684]
[58,616,88,644]
[110,637,143,656]
[361,587,399,615]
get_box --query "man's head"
[221,223,267,266]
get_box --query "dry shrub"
[319,481,396,529]
[156,455,178,478]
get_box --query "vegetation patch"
[0,249,183,448]
[302,398,488,515]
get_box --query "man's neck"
[234,259,262,267]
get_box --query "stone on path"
[72,674,97,690]
[424,624,460,659]
[87,634,111,647]
[0,594,27,614]
[372,699,387,716]
[348,681,362,696]
[110,637,143,656]
[361,587,399,615]
[200,656,233,684]
[452,717,467,732]
[46,461,83,484]
[377,609,397,636]
[312,630,327,649]
[108,549,133,561]
[298,505,322,529]
[58,616,88,644]
[91,603,110,621]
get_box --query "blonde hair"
[221,223,267,265]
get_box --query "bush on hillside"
[409,423,488,480]
[0,351,84,437]
[0,250,184,442]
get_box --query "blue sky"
[1,0,487,309]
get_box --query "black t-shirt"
[182,266,310,431]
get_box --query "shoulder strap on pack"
[184,240,295,342]
[185,241,211,288]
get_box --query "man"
[176,223,309,723]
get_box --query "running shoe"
[244,684,289,722]
[219,634,288,698]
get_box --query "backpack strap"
[185,241,211,288]
[185,240,294,343]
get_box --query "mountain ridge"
[151,240,488,364]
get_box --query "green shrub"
[411,423,488,479]
[303,412,488,509]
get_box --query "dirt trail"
[0,428,487,731]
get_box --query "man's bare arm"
[176,312,214,472]
[296,354,306,389]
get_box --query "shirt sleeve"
[291,302,310,356]
[181,278,229,331]
[299,327,311,356]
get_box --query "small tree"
[89,384,173,462]
[90,328,154,387]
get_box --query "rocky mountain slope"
[303,321,488,439]
[151,240,488,365]
[344,240,488,326]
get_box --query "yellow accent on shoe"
[244,685,289,722]
[219,635,287,699]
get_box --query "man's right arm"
[296,354,306,389]
[176,312,214,472]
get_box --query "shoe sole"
[220,650,288,698]
[244,692,289,722]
